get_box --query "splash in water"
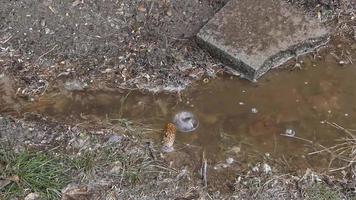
[173,111,199,133]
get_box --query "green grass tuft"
[305,183,342,200]
[0,147,71,199]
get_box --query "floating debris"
[173,111,199,132]
[251,108,258,114]
[284,128,296,136]
[161,123,176,153]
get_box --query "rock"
[226,157,234,164]
[107,135,122,144]
[173,111,199,133]
[228,146,241,154]
[64,80,87,91]
[197,0,329,80]
[109,161,123,174]
[263,163,272,174]
[24,193,40,200]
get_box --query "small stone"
[64,80,87,91]
[25,193,40,200]
[226,157,234,164]
[238,102,245,105]
[229,146,241,154]
[294,63,302,69]
[109,161,123,173]
[339,60,346,65]
[107,135,122,144]
[252,165,259,172]
[263,163,272,174]
[101,68,112,73]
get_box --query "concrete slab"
[197,0,329,81]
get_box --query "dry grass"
[308,121,356,173]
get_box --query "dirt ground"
[1,0,352,98]
[0,0,230,97]
[1,115,355,199]
[0,0,355,199]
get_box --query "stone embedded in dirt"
[24,193,40,200]
[107,135,123,144]
[64,80,87,91]
[197,0,329,80]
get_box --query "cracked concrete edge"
[196,32,330,81]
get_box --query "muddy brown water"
[2,52,356,170]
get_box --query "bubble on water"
[173,111,199,133]
[284,128,296,136]
[251,108,258,114]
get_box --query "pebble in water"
[173,111,199,133]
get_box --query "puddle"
[2,50,356,169]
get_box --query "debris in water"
[339,60,346,65]
[285,128,296,136]
[251,108,258,114]
[173,111,199,132]
[161,123,176,153]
